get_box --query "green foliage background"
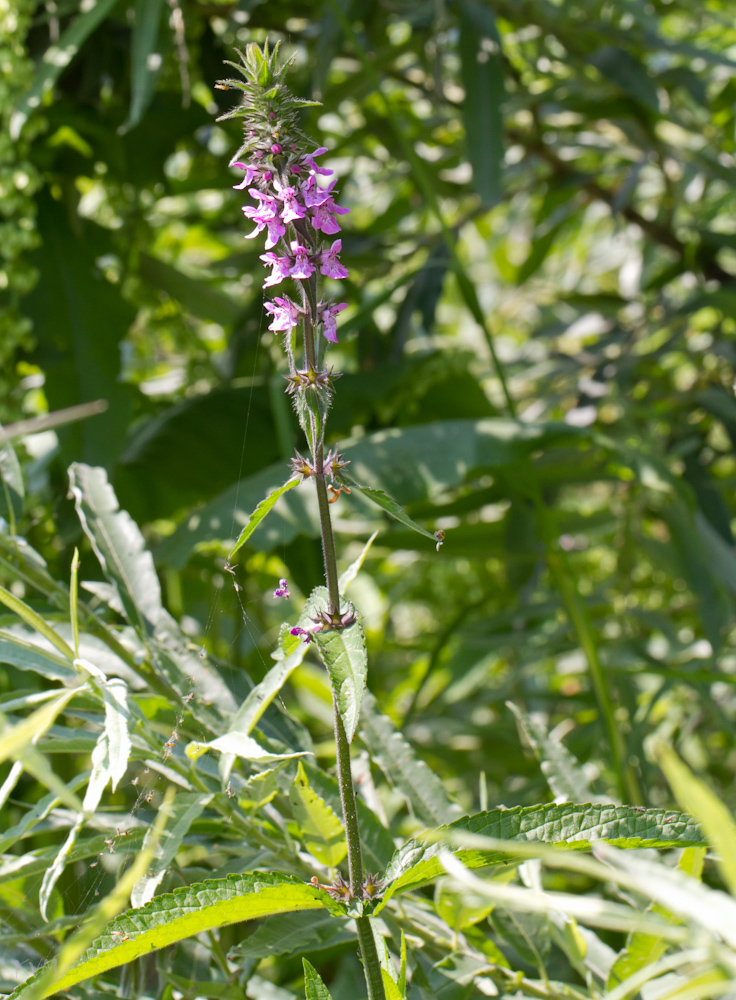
[5,0,736,996]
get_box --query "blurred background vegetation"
[5,0,736,992]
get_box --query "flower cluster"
[232,145,349,345]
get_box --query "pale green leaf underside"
[377,804,705,909]
[10,873,342,1000]
[228,476,300,562]
[313,608,367,743]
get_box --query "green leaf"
[303,959,333,1000]
[655,743,736,897]
[186,731,309,763]
[120,0,166,133]
[341,476,437,543]
[312,600,367,742]
[158,419,586,567]
[68,463,162,634]
[10,0,122,139]
[23,194,136,468]
[131,792,212,907]
[302,762,395,872]
[0,426,23,529]
[9,873,342,1000]
[228,476,300,562]
[359,691,463,829]
[290,761,346,867]
[139,253,247,327]
[231,911,353,960]
[378,804,705,909]
[506,702,610,804]
[590,47,660,112]
[101,678,131,793]
[458,0,505,205]
[0,587,74,661]
[0,687,82,767]
[338,531,378,593]
[0,629,76,682]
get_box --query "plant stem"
[315,465,341,616]
[313,485,385,999]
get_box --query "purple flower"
[260,252,292,287]
[243,191,285,248]
[319,239,349,279]
[290,622,324,644]
[264,296,301,333]
[274,180,306,224]
[301,147,333,176]
[290,242,316,280]
[301,175,331,209]
[231,161,259,190]
[316,299,348,343]
[243,207,286,248]
[274,578,290,599]
[311,204,344,235]
[271,143,282,154]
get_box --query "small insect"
[434,529,445,551]
[111,930,130,941]
[183,692,194,704]
[327,483,351,504]
[131,776,139,786]
[214,84,230,90]
[225,781,235,799]
[89,861,98,868]
[146,791,154,803]
[104,838,116,854]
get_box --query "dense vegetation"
[4,1,736,997]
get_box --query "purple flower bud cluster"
[232,146,349,345]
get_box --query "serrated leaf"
[359,691,463,828]
[9,873,343,1000]
[313,603,367,743]
[302,762,395,872]
[342,476,437,543]
[228,476,300,562]
[378,804,705,909]
[303,959,333,1000]
[290,762,346,867]
[131,792,212,907]
[160,419,586,567]
[68,463,162,634]
[507,702,610,804]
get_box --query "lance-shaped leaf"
[359,691,463,828]
[120,0,167,133]
[131,792,212,907]
[303,959,334,1000]
[186,731,309,763]
[68,463,162,634]
[0,425,24,528]
[312,600,367,743]
[507,702,611,805]
[10,0,121,139]
[341,476,438,544]
[377,804,705,910]
[289,762,346,867]
[338,531,378,593]
[9,873,343,1000]
[0,629,76,682]
[0,587,74,661]
[228,476,300,563]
